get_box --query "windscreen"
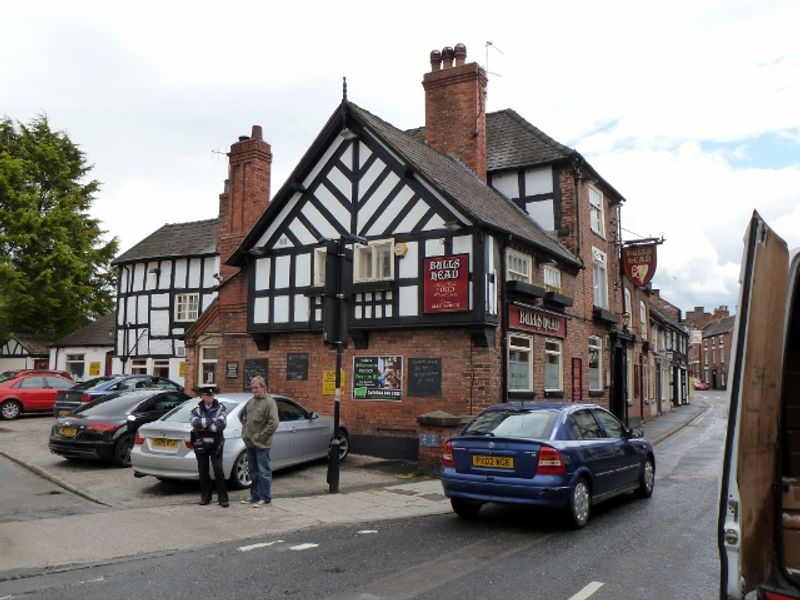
[74,393,146,417]
[160,400,237,423]
[462,409,557,440]
[72,377,116,391]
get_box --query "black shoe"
[199,499,211,506]
[219,501,229,507]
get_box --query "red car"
[694,380,710,391]
[0,372,75,420]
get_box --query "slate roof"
[704,315,735,337]
[649,302,681,329]
[11,335,51,355]
[114,219,218,264]
[349,103,581,267]
[51,313,116,347]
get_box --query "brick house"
[702,315,735,389]
[684,305,731,382]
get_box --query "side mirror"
[309,411,319,420]
[627,427,644,439]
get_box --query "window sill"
[588,390,605,397]
[352,280,397,293]
[544,390,564,399]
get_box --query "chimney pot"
[430,49,442,71]
[238,135,249,142]
[251,125,263,140]
[454,43,467,65]
[442,46,455,68]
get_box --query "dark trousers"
[196,446,228,504]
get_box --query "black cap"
[193,385,219,396]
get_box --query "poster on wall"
[352,355,402,400]
[423,254,469,313]
[243,358,268,392]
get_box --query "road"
[0,392,726,600]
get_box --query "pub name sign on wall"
[423,253,469,313]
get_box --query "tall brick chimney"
[218,125,272,282]
[422,43,488,181]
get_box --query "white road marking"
[290,543,319,551]
[238,540,284,552]
[356,529,378,534]
[568,581,605,600]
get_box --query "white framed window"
[66,353,85,380]
[543,265,561,292]
[131,358,147,375]
[153,359,169,378]
[640,301,648,340]
[175,293,199,321]
[200,346,218,385]
[314,247,327,287]
[589,336,602,391]
[544,339,563,391]
[508,334,533,391]
[720,340,725,363]
[506,249,532,283]
[354,239,394,283]
[623,288,632,328]
[588,185,605,237]
[592,247,608,309]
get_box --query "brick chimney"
[218,125,272,282]
[422,43,488,181]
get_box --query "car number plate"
[152,438,179,449]
[472,455,514,468]
[60,426,78,438]
[59,409,71,416]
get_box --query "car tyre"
[450,497,482,518]
[112,434,133,467]
[567,478,591,529]
[0,399,22,420]
[336,430,350,462]
[229,450,252,490]
[635,458,655,498]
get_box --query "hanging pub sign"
[423,253,469,313]
[508,304,567,339]
[622,243,658,287]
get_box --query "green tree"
[0,115,118,341]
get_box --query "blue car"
[441,402,655,528]
[53,375,184,417]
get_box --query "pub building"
[179,43,663,461]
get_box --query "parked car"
[49,388,190,466]
[0,369,73,384]
[694,380,710,391]
[440,402,655,528]
[53,375,183,417]
[719,214,800,599]
[0,372,75,420]
[132,393,350,488]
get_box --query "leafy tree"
[0,115,118,342]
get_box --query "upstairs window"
[588,336,602,391]
[588,185,605,237]
[506,249,532,283]
[623,288,632,328]
[355,239,394,283]
[314,247,327,287]
[639,301,648,340]
[175,293,199,322]
[592,247,608,309]
[543,265,561,292]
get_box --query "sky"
[3,0,799,318]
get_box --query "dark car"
[441,402,655,528]
[53,375,183,417]
[49,389,190,467]
[0,372,75,420]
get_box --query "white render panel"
[365,185,414,236]
[126,296,136,325]
[314,307,322,321]
[188,258,201,288]
[295,253,311,288]
[146,262,159,289]
[358,171,400,227]
[151,293,170,308]
[314,183,351,229]
[288,218,317,246]
[116,330,124,355]
[525,167,554,195]
[118,268,129,293]
[421,213,446,232]
[328,165,351,199]
[273,295,289,323]
[294,295,309,322]
[134,263,146,292]
[426,239,444,257]
[202,293,215,311]
[255,258,271,291]
[253,297,269,324]
[358,141,372,169]
[303,139,344,188]
[452,235,473,270]
[490,171,518,199]
[150,310,169,336]
[136,295,148,323]
[202,256,217,287]
[159,261,172,290]
[302,202,339,240]
[399,285,418,317]
[395,198,427,233]
[117,309,124,326]
[275,255,291,289]
[412,176,471,227]
[528,200,555,230]
[174,259,187,289]
[257,193,300,248]
[149,338,172,355]
[398,241,418,279]
[357,158,385,201]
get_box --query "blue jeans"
[246,447,272,502]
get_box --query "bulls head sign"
[622,243,657,287]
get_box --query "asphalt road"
[1,392,727,600]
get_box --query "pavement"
[0,396,712,579]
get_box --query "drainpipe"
[500,233,510,403]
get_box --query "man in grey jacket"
[239,376,279,506]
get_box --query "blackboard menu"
[286,353,308,381]
[243,358,268,392]
[408,358,441,397]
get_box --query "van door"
[719,212,789,599]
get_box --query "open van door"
[719,212,790,599]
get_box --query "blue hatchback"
[440,402,655,528]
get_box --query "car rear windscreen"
[463,410,557,440]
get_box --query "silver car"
[131,393,349,488]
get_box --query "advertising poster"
[352,355,403,400]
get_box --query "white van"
[719,212,800,599]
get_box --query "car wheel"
[567,478,591,529]
[450,497,482,518]
[0,400,22,420]
[336,430,350,461]
[229,451,252,490]
[635,458,655,498]
[112,434,133,467]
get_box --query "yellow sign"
[179,361,186,377]
[322,369,346,395]
[89,361,101,376]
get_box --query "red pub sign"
[622,243,658,287]
[423,253,469,313]
[508,304,567,339]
